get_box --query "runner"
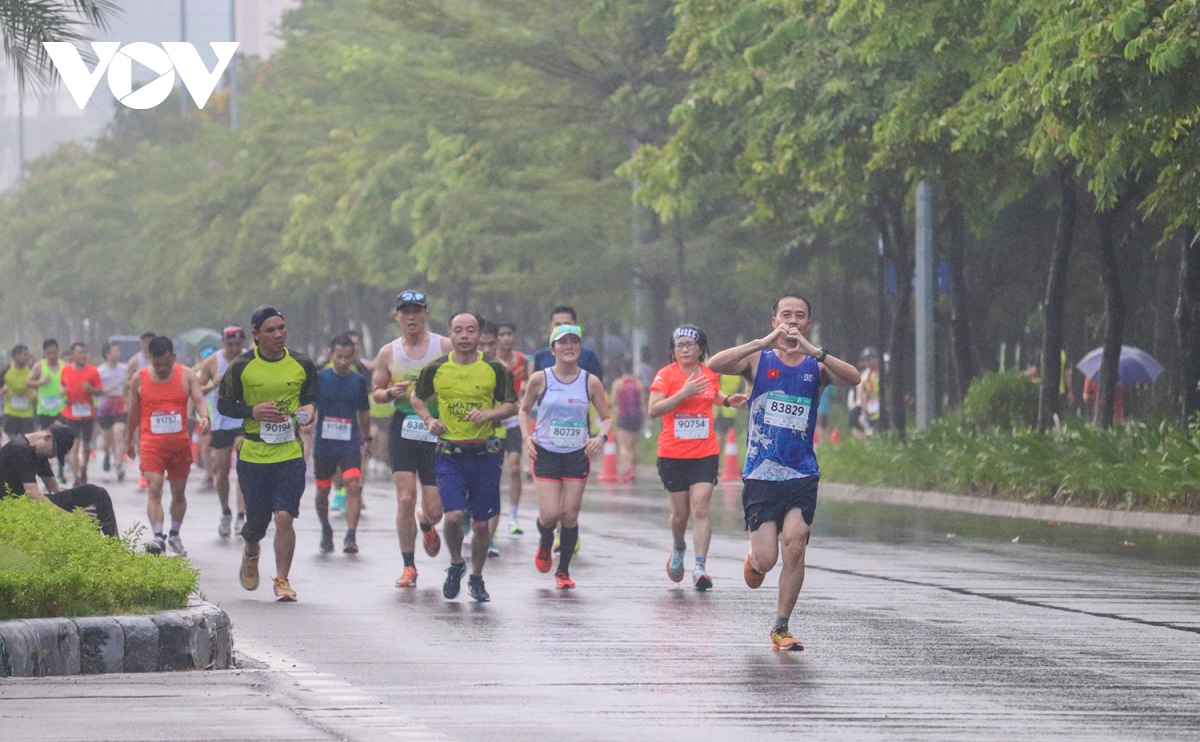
[851,347,880,439]
[218,306,318,602]
[60,343,102,487]
[714,373,743,441]
[29,340,67,482]
[649,326,747,591]
[708,295,860,651]
[0,423,119,536]
[127,336,210,556]
[1,345,36,442]
[125,332,155,492]
[313,334,371,555]
[529,306,604,379]
[517,324,610,589]
[370,290,452,589]
[411,311,517,602]
[124,331,155,382]
[29,339,65,430]
[494,323,526,534]
[610,364,645,482]
[478,321,502,556]
[193,348,216,492]
[198,326,247,537]
[479,322,499,356]
[96,343,129,482]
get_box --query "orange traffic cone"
[813,427,820,446]
[830,428,842,444]
[598,440,620,483]
[190,431,201,463]
[719,427,741,482]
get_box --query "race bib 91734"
[763,391,810,432]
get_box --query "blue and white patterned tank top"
[743,350,820,481]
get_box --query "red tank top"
[139,365,189,443]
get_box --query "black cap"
[48,423,76,466]
[395,290,427,310]
[251,305,284,330]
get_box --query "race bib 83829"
[763,391,810,432]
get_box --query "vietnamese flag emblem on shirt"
[767,368,780,379]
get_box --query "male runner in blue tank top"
[709,294,861,651]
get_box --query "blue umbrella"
[1075,345,1164,386]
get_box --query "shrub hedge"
[819,417,1200,512]
[0,497,198,620]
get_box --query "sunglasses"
[223,327,245,339]
[398,291,426,304]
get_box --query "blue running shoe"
[443,561,467,599]
[667,548,685,582]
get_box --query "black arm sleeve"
[298,356,319,406]
[488,359,517,405]
[413,357,443,401]
[217,356,254,419]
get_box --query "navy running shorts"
[742,476,819,532]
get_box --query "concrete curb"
[0,599,232,677]
[821,482,1200,536]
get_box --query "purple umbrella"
[1074,345,1164,386]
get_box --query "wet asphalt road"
[16,462,1200,740]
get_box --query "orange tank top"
[139,365,189,443]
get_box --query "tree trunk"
[673,218,687,321]
[1037,168,1077,432]
[1094,206,1125,430]
[875,233,888,431]
[877,197,911,440]
[946,198,978,405]
[1177,226,1200,434]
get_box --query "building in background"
[0,0,298,189]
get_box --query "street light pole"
[16,86,25,184]
[229,0,239,130]
[915,181,936,430]
[179,0,188,118]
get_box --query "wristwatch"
[815,348,828,363]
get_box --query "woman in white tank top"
[517,325,612,589]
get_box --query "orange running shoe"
[535,544,553,573]
[555,571,575,589]
[272,576,297,602]
[744,552,765,589]
[418,510,441,558]
[770,626,803,651]
[394,566,418,588]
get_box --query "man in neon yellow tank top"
[371,290,453,590]
[219,306,318,602]
[28,339,66,429]
[1,345,36,441]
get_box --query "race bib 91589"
[321,417,353,441]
